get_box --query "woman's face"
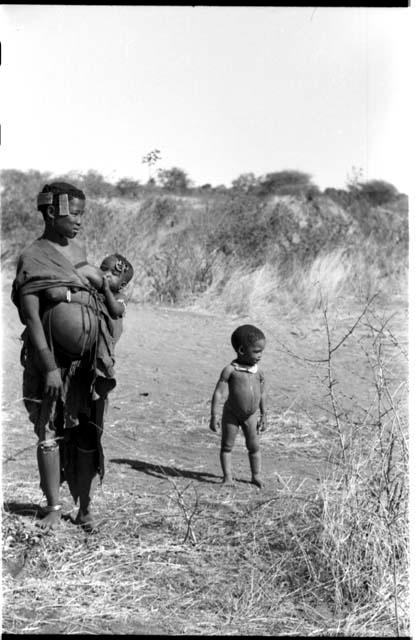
[52,197,86,239]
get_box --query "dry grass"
[2,300,409,636]
[70,193,407,315]
[3,456,408,635]
[190,248,406,321]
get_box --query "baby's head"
[100,253,134,292]
[231,324,266,366]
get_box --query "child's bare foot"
[251,475,263,489]
[222,476,235,487]
[36,506,62,530]
[75,508,98,533]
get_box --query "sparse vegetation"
[2,300,408,635]
[1,168,407,311]
[1,167,408,635]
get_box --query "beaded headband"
[37,192,70,216]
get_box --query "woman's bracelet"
[38,348,58,373]
[66,288,72,303]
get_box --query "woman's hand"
[44,369,63,399]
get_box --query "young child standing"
[210,324,268,488]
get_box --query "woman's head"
[37,182,86,217]
[38,182,86,239]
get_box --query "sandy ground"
[1,283,408,634]
[2,301,318,497]
[2,282,407,502]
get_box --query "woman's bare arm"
[20,293,63,398]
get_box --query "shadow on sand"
[110,458,222,484]
[3,501,71,523]
[3,501,40,517]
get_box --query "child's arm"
[257,370,268,432]
[209,365,232,432]
[102,276,127,319]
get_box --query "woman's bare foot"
[222,476,235,487]
[36,507,62,530]
[251,475,263,489]
[75,508,98,533]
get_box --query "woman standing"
[12,181,117,532]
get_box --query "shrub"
[255,170,318,198]
[356,180,399,206]
[204,194,269,266]
[114,179,142,199]
[348,197,408,249]
[324,187,352,208]
[231,172,259,195]
[142,235,215,304]
[157,167,191,194]
[78,170,115,199]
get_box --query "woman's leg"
[24,360,62,529]
[74,412,101,531]
[242,416,263,488]
[35,399,62,529]
[220,406,239,485]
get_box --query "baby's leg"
[242,416,263,489]
[220,406,239,486]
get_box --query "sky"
[1,5,413,193]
